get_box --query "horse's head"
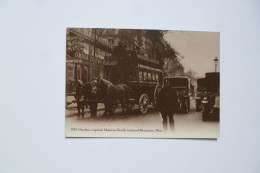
[73,79,84,100]
[81,80,99,101]
[96,78,113,97]
[90,79,98,94]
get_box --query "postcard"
[65,28,220,138]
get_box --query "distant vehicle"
[201,72,220,121]
[195,78,206,111]
[163,76,190,113]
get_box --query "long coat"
[156,86,178,114]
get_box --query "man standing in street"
[84,78,99,119]
[156,80,178,131]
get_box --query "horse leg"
[77,102,80,117]
[103,101,108,117]
[125,95,130,113]
[120,98,125,114]
[81,102,84,118]
[93,102,98,117]
[90,101,98,118]
[122,97,129,118]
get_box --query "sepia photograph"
[65,28,220,138]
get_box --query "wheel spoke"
[139,94,149,114]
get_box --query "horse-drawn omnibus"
[104,54,163,114]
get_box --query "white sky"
[164,30,220,78]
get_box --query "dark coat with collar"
[156,86,178,114]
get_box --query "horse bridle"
[90,80,98,94]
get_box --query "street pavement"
[65,98,219,138]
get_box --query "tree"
[161,43,182,77]
[146,30,180,67]
[185,69,198,84]
[146,30,165,59]
[109,42,135,83]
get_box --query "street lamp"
[214,56,218,72]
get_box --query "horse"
[96,78,133,117]
[73,80,99,118]
[155,85,178,131]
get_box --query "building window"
[82,66,89,82]
[155,73,158,82]
[143,71,147,82]
[151,73,155,82]
[89,45,94,56]
[67,64,74,81]
[95,48,99,59]
[100,50,105,59]
[77,65,81,80]
[139,71,143,82]
[148,72,151,82]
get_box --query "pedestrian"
[156,82,178,131]
[84,78,99,119]
[74,79,84,118]
[154,76,164,109]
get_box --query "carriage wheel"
[139,94,149,114]
[153,84,162,109]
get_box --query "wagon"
[162,76,190,113]
[201,72,220,121]
[104,55,163,114]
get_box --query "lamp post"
[214,56,218,72]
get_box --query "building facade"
[66,28,179,111]
[66,28,113,84]
[66,28,177,90]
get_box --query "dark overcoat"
[156,86,178,114]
